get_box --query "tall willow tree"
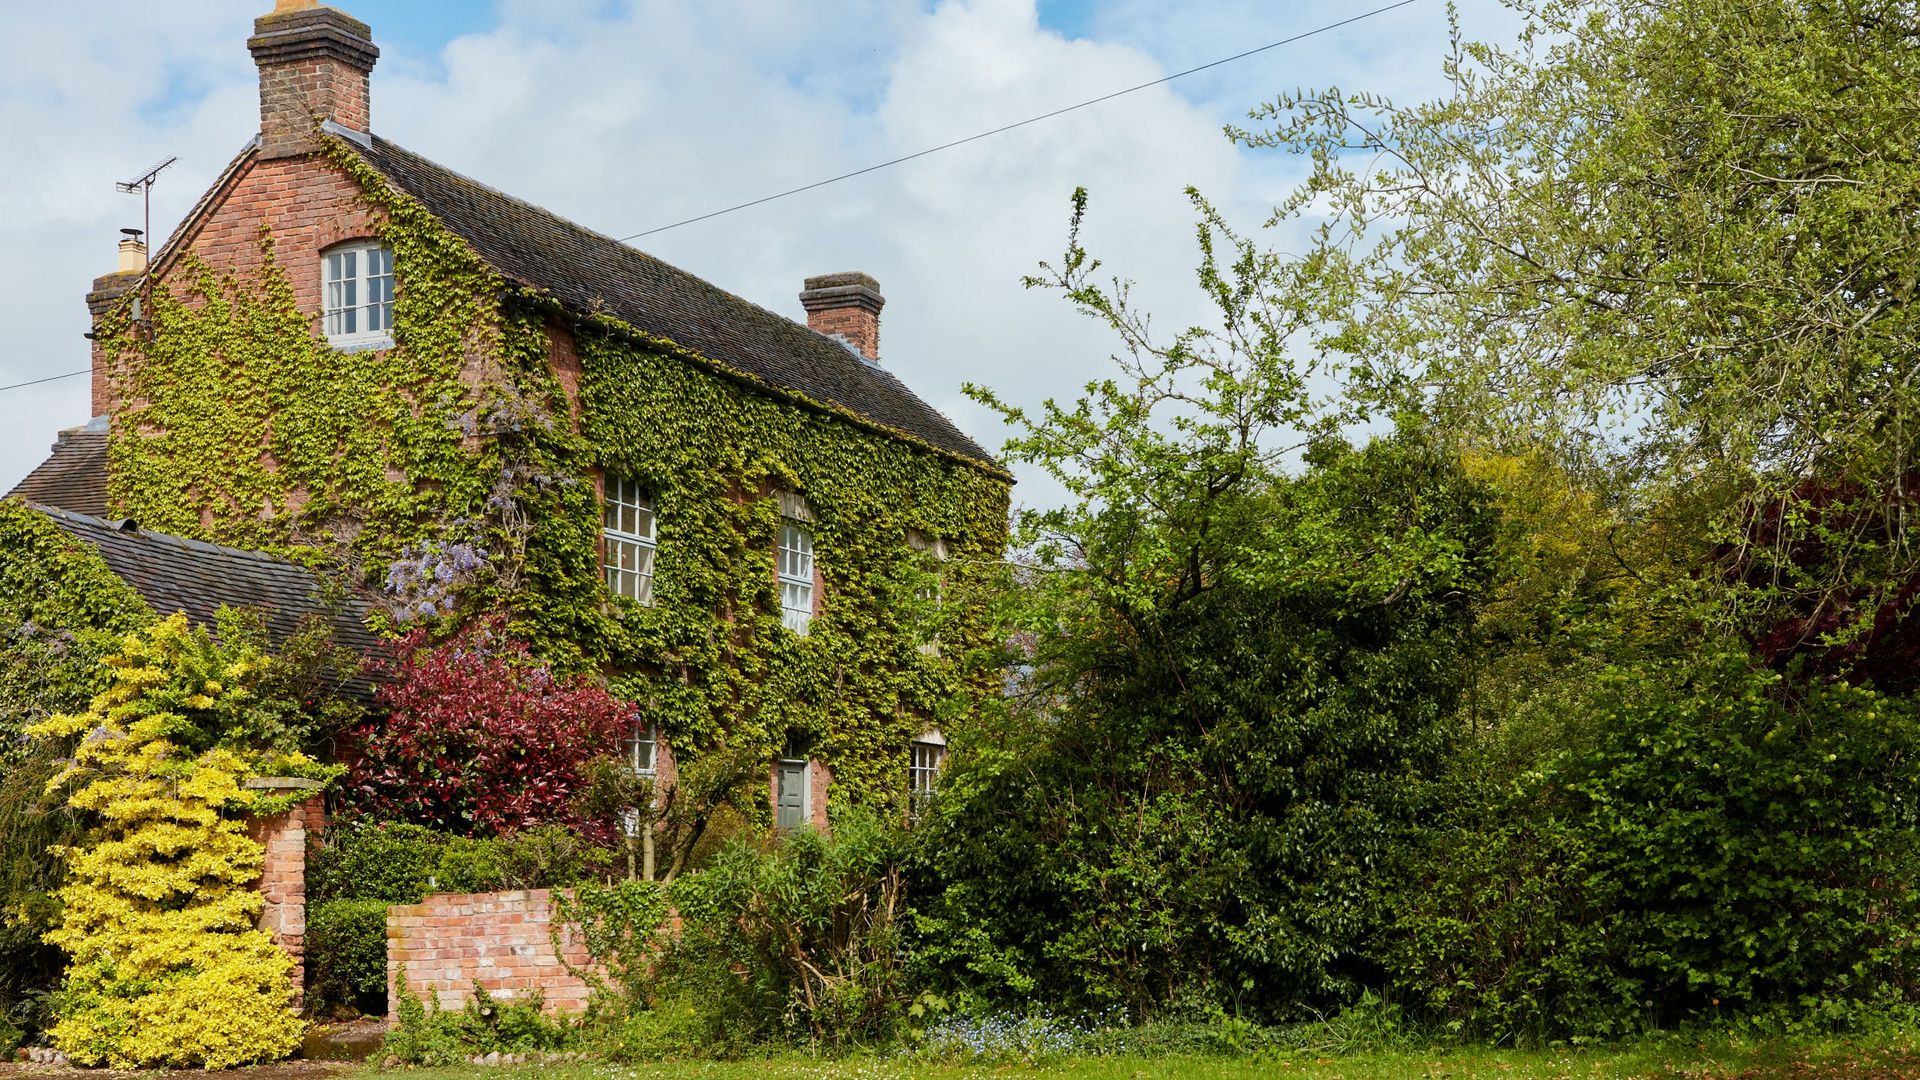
[1251,0,1920,665]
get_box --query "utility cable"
[0,369,88,394]
[0,2,1422,396]
[615,0,1422,241]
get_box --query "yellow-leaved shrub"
[28,614,314,1069]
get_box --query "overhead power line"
[615,0,1423,241]
[0,369,88,394]
[0,2,1422,399]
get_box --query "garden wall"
[386,889,595,1017]
[246,781,325,1007]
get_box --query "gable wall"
[174,153,387,322]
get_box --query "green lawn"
[374,1032,1920,1080]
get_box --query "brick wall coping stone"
[245,776,326,791]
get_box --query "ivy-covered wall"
[0,500,156,757]
[89,137,1011,817]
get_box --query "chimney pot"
[249,4,378,160]
[800,272,885,362]
[116,238,148,275]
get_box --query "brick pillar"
[246,777,326,1007]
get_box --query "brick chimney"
[800,273,885,362]
[87,235,146,418]
[248,1,379,160]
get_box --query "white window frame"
[602,475,658,605]
[778,520,815,635]
[624,720,658,777]
[908,531,950,655]
[775,757,811,830]
[909,733,947,824]
[321,239,395,350]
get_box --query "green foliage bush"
[1387,649,1920,1040]
[559,808,910,1054]
[310,821,616,906]
[382,981,582,1066]
[307,900,391,1016]
[908,434,1498,1020]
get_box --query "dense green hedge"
[308,899,391,1015]
[1386,650,1920,1039]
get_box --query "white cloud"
[0,0,1513,513]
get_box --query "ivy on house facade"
[89,134,1011,822]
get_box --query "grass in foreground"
[371,1029,1920,1080]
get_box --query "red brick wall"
[248,793,324,1006]
[805,306,879,361]
[386,890,595,1017]
[174,154,386,319]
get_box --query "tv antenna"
[116,156,176,321]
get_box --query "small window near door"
[775,757,809,830]
[624,721,657,777]
[909,737,947,823]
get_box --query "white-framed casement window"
[624,720,658,777]
[907,531,950,655]
[776,494,816,635]
[620,720,660,841]
[321,239,395,349]
[774,756,810,830]
[909,733,948,824]
[602,475,658,604]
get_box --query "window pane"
[602,474,658,604]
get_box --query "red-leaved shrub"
[343,618,632,841]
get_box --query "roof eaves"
[519,291,1012,482]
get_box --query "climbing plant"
[88,133,1012,835]
[0,501,154,1045]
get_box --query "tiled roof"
[28,503,382,695]
[9,421,109,517]
[348,136,999,469]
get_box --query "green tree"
[1241,0,1920,651]
[917,205,1501,1017]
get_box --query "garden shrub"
[28,614,337,1068]
[310,821,617,906]
[382,981,582,1066]
[307,899,391,1016]
[309,822,451,906]
[908,435,1498,1020]
[1387,649,1920,1039]
[343,618,633,841]
[560,808,910,1053]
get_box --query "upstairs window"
[776,493,815,635]
[778,524,814,634]
[602,475,657,604]
[907,531,950,655]
[322,240,395,348]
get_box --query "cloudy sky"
[0,0,1523,505]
